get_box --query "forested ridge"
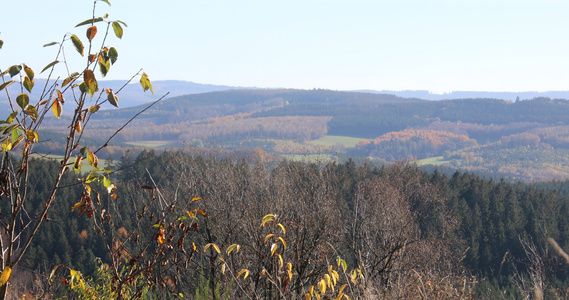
[11,151,569,298]
[36,88,569,181]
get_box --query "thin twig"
[94,92,169,155]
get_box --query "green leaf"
[0,81,14,92]
[0,40,3,49]
[43,41,58,47]
[116,20,128,27]
[98,55,110,77]
[102,175,111,188]
[8,65,22,77]
[140,72,153,94]
[6,111,17,124]
[85,173,97,183]
[23,105,38,122]
[100,0,111,6]
[75,17,104,27]
[112,21,123,39]
[23,77,34,93]
[70,34,84,56]
[88,105,100,113]
[23,65,34,80]
[106,88,119,107]
[62,72,80,87]
[80,146,89,156]
[108,47,118,64]
[10,128,18,142]
[79,82,87,94]
[2,124,18,135]
[41,60,59,73]
[16,94,29,109]
[74,156,83,173]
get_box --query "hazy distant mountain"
[4,79,569,116]
[0,79,249,113]
[356,90,569,101]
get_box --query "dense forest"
[8,151,569,298]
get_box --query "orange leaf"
[75,121,82,133]
[86,26,97,42]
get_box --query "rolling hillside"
[31,88,569,181]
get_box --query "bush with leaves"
[0,0,163,298]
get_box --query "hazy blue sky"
[2,0,568,93]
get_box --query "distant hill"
[0,79,248,114]
[357,90,569,101]
[8,84,569,181]
[4,79,569,111]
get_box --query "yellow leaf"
[221,263,226,274]
[140,72,153,94]
[278,223,286,235]
[270,243,278,256]
[237,269,250,280]
[52,99,62,118]
[277,254,283,268]
[325,274,333,292]
[331,270,339,285]
[84,70,98,97]
[260,214,276,227]
[1,139,12,153]
[278,237,287,249]
[190,196,202,203]
[227,244,240,255]
[264,233,274,244]
[309,285,314,296]
[26,130,39,143]
[87,152,98,168]
[338,284,347,295]
[305,293,312,300]
[0,266,12,286]
[318,279,326,295]
[71,202,84,212]
[204,243,220,254]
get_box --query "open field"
[30,153,115,174]
[123,140,177,148]
[414,156,448,166]
[309,135,363,148]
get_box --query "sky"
[2,0,569,93]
